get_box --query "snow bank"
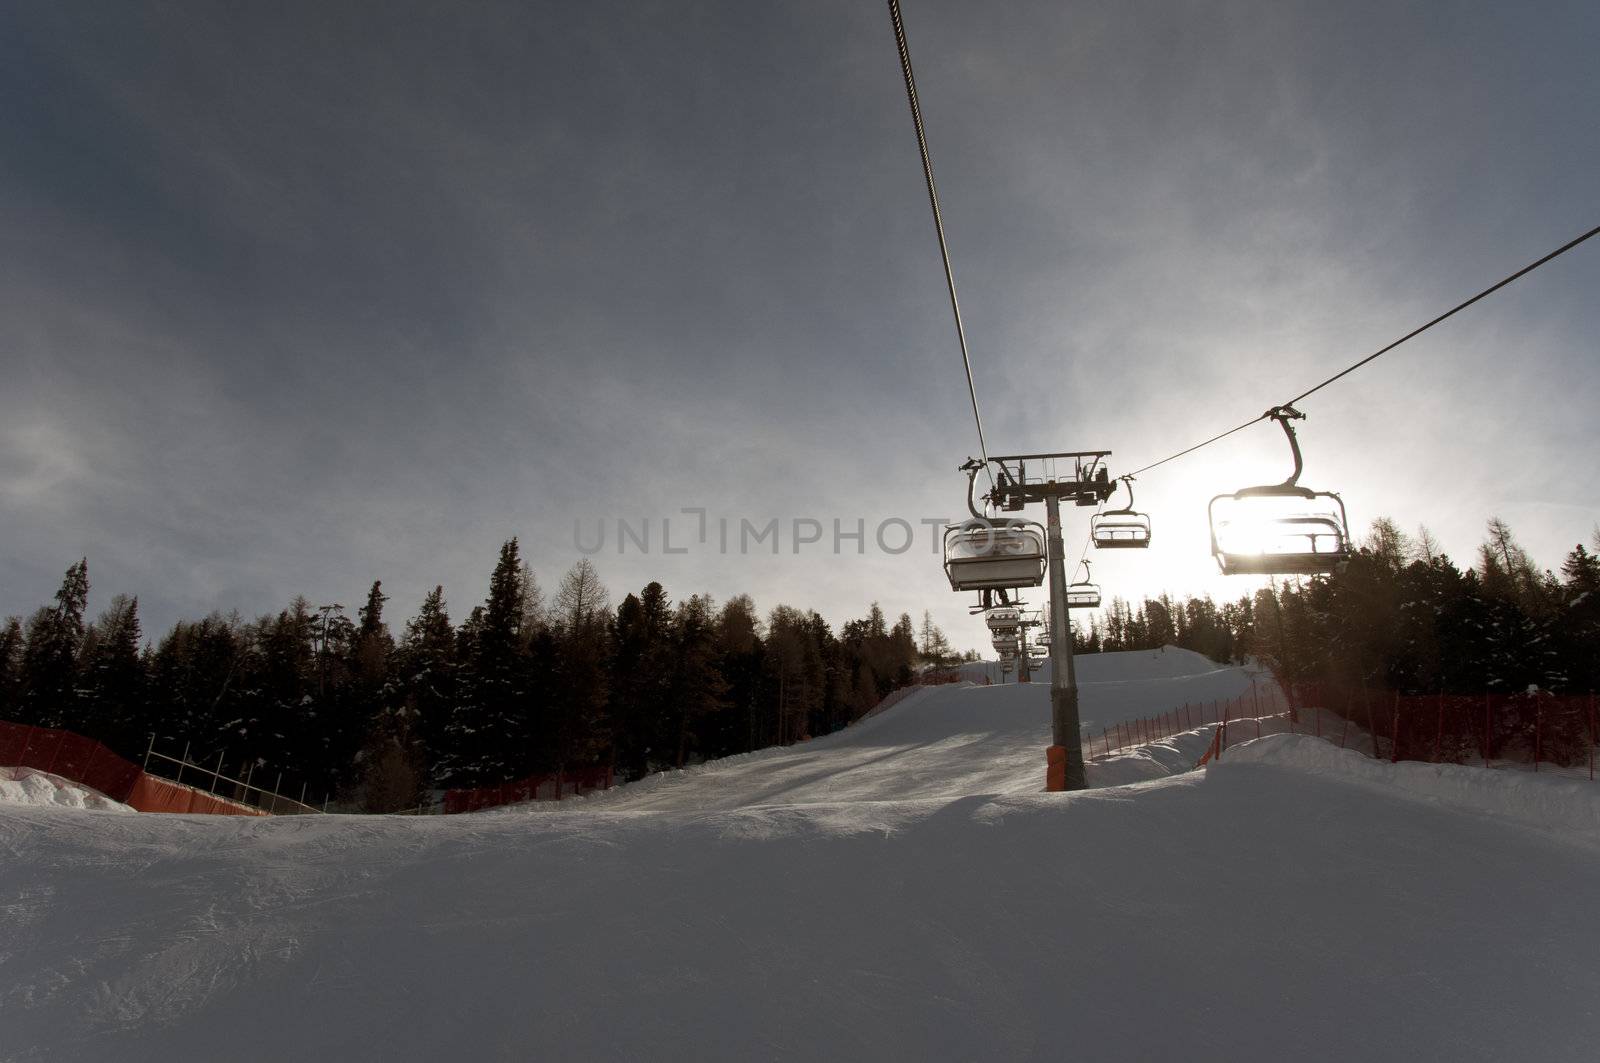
[1214,733,1600,841]
[0,766,132,813]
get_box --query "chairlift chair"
[1209,407,1352,576]
[1091,478,1152,549]
[943,518,1047,592]
[984,606,1021,632]
[1065,560,1102,610]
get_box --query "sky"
[2,0,1596,654]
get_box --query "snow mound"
[1214,734,1600,841]
[0,766,132,813]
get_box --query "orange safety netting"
[125,773,268,816]
[0,720,142,802]
[1,719,270,815]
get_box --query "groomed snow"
[3,648,1598,1062]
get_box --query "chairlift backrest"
[1091,478,1152,549]
[984,606,1021,631]
[944,519,1047,592]
[1066,584,1102,609]
[1207,407,1352,576]
[1209,486,1351,575]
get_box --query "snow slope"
[3,649,1598,1062]
[575,646,1253,811]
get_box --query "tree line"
[1075,517,1600,699]
[0,539,950,810]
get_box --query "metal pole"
[1044,493,1085,790]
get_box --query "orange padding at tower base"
[1045,745,1068,792]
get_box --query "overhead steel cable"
[1283,223,1600,407]
[887,0,994,488]
[1125,223,1600,479]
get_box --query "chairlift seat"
[1066,584,1101,609]
[1209,485,1351,576]
[984,606,1021,631]
[1091,513,1152,549]
[944,519,1047,592]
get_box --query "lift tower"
[986,452,1115,790]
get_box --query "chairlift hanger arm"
[1266,405,1306,488]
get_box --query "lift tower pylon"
[983,452,1115,790]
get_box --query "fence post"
[1483,694,1492,767]
[1391,692,1400,764]
[175,741,190,787]
[212,750,226,794]
[143,733,155,771]
[1339,697,1350,750]
[1589,693,1595,783]
[1534,695,1543,773]
[1220,699,1228,756]
[1435,693,1444,764]
[1363,687,1378,760]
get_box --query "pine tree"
[666,594,729,767]
[77,595,146,755]
[251,601,320,780]
[1365,517,1412,573]
[398,586,456,782]
[1412,524,1443,566]
[917,610,952,668]
[0,618,24,721]
[608,583,673,780]
[547,559,610,781]
[443,540,532,786]
[21,559,89,728]
[713,595,765,755]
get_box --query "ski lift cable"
[1124,223,1600,480]
[888,0,994,489]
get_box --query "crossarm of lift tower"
[960,452,1117,516]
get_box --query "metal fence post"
[1483,694,1492,767]
[1534,695,1543,773]
[1435,693,1444,764]
[1589,693,1596,782]
[1391,692,1400,763]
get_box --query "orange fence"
[444,766,615,814]
[1087,679,1296,760]
[1,720,270,815]
[1089,680,1600,783]
[125,773,269,816]
[1287,682,1598,781]
[0,720,143,803]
